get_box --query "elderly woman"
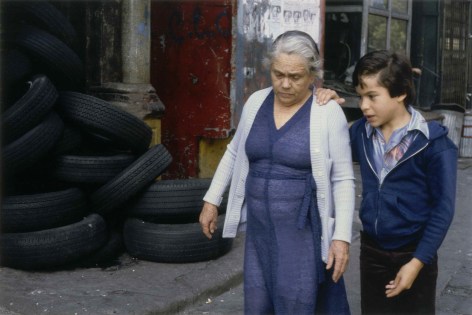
[199,30,355,314]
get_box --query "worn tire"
[50,126,83,156]
[53,154,137,184]
[1,49,32,108]
[126,179,227,223]
[90,144,172,215]
[124,215,232,263]
[2,75,58,144]
[13,25,84,90]
[1,188,87,233]
[4,164,71,196]
[3,111,64,175]
[2,1,78,49]
[57,92,152,154]
[0,214,108,270]
[73,229,124,268]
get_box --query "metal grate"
[440,0,470,107]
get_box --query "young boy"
[318,50,458,314]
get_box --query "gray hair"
[263,30,323,79]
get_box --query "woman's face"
[271,53,315,107]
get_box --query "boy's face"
[355,74,406,129]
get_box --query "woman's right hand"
[199,202,219,239]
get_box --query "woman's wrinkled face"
[271,53,315,107]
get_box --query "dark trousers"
[360,232,438,315]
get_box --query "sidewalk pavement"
[179,158,472,315]
[0,159,471,315]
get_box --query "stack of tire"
[1,1,232,270]
[124,179,232,263]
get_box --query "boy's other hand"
[385,258,424,298]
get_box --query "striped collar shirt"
[365,106,430,183]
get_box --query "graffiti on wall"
[241,0,320,44]
[167,5,231,43]
[233,0,321,126]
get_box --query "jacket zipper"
[362,134,430,236]
[362,136,381,234]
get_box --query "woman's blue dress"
[244,91,350,315]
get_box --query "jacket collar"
[364,106,430,140]
[361,107,431,165]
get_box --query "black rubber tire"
[2,75,58,144]
[90,144,173,215]
[2,111,64,175]
[13,25,84,90]
[1,49,32,108]
[124,215,233,263]
[4,168,72,199]
[53,154,137,184]
[50,126,83,156]
[1,188,88,233]
[57,92,152,154]
[2,1,78,50]
[79,131,136,154]
[73,229,124,268]
[126,179,228,223]
[0,214,108,270]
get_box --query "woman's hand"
[199,202,219,239]
[385,258,424,298]
[326,240,350,283]
[315,88,345,105]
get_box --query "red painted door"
[151,1,234,178]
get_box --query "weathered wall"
[83,0,123,87]
[150,0,322,179]
[151,1,234,178]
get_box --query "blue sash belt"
[249,170,325,284]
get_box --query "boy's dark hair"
[352,50,416,107]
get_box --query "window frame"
[361,0,412,56]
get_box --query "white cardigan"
[203,87,355,262]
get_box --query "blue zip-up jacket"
[350,118,458,264]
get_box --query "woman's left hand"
[326,240,350,283]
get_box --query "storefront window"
[392,0,408,14]
[365,0,410,54]
[368,15,387,52]
[390,18,407,54]
[370,0,387,10]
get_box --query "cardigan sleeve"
[326,101,356,243]
[203,88,271,207]
[203,111,247,207]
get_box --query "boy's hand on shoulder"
[315,88,346,105]
[385,258,424,298]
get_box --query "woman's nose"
[281,77,291,88]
